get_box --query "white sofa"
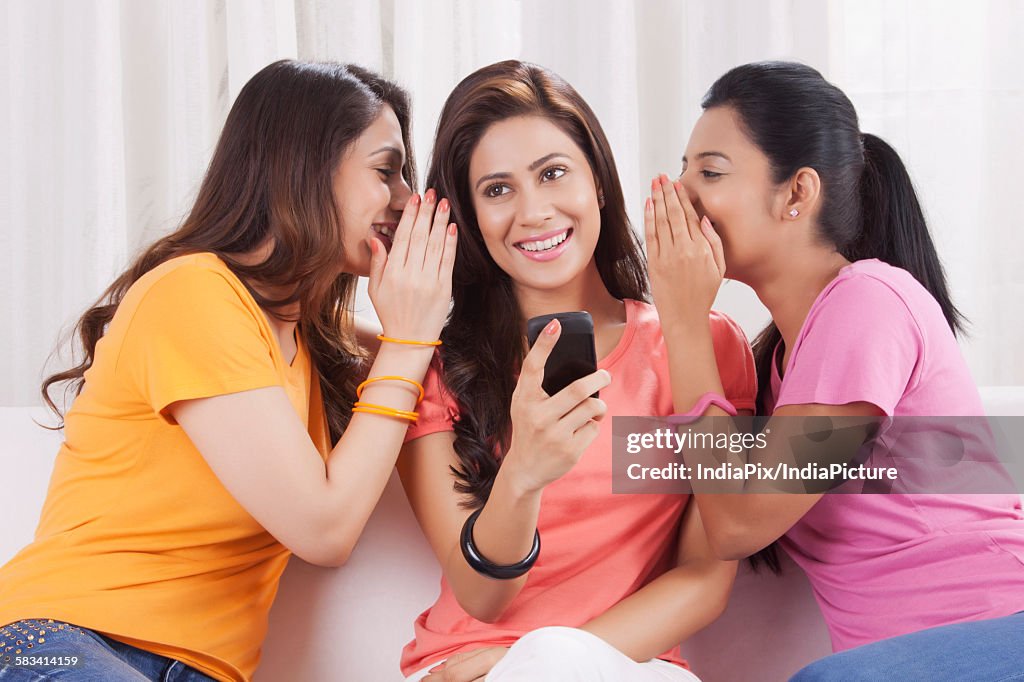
[3,388,1022,682]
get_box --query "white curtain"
[2,0,1021,406]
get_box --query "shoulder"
[819,260,921,317]
[625,299,750,351]
[133,253,247,301]
[121,253,257,324]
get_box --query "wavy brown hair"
[426,60,648,507]
[42,60,416,443]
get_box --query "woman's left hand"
[423,646,508,681]
[644,174,726,333]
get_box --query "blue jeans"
[0,620,216,681]
[790,611,1024,681]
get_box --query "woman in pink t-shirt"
[649,61,1024,680]
[397,60,757,682]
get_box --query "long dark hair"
[41,60,416,444]
[427,60,648,508]
[703,61,966,571]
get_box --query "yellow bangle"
[376,334,442,347]
[352,401,419,422]
[356,376,425,403]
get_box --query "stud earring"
[789,209,799,217]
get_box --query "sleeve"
[774,274,923,415]
[117,264,283,423]
[404,357,460,442]
[709,310,757,412]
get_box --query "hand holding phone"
[504,313,610,494]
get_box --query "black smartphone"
[525,311,599,399]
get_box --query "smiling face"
[679,105,788,283]
[332,104,413,276]
[468,115,602,294]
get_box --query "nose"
[389,175,413,211]
[516,185,555,229]
[678,167,702,211]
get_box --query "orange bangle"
[352,401,419,422]
[356,376,425,403]
[376,334,442,347]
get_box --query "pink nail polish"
[545,319,560,335]
[438,198,449,212]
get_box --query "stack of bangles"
[351,334,442,423]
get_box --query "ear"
[597,185,605,209]
[782,167,821,220]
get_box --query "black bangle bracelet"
[460,508,541,580]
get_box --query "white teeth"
[517,230,569,252]
[373,225,395,239]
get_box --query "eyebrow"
[474,152,571,191]
[370,145,404,161]
[682,151,732,164]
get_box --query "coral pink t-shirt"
[770,258,1024,651]
[400,300,756,675]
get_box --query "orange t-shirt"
[400,300,756,675]
[0,253,330,682]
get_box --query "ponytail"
[851,133,966,335]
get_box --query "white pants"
[405,626,702,682]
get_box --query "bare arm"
[580,500,737,661]
[397,321,610,622]
[398,432,539,622]
[170,191,457,567]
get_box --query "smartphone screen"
[526,311,599,398]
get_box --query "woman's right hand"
[367,188,457,342]
[503,319,611,494]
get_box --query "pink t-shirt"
[400,299,756,675]
[770,258,1024,651]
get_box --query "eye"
[701,170,723,180]
[541,166,567,182]
[484,183,511,198]
[377,168,396,180]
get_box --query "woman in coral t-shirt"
[398,60,756,682]
[0,61,456,682]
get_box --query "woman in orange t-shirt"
[398,60,755,682]
[0,61,456,682]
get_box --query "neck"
[515,261,621,325]
[514,261,626,360]
[235,240,300,336]
[752,246,851,359]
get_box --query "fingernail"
[448,223,457,236]
[438,198,449,212]
[425,188,436,203]
[660,173,670,184]
[410,193,420,205]
[645,197,652,212]
[673,180,683,191]
[651,178,659,192]
[545,319,560,335]
[370,238,378,254]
